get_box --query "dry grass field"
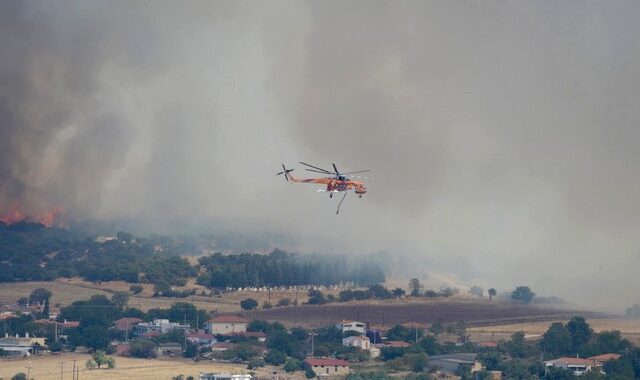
[0,279,325,314]
[468,318,640,344]
[0,353,289,380]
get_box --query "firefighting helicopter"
[277,162,371,214]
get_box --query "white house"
[343,335,371,350]
[545,357,593,376]
[342,335,379,358]
[133,319,189,336]
[338,321,366,335]
[206,316,251,335]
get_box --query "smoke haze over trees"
[2,1,640,310]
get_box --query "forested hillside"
[0,222,385,287]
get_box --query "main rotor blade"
[305,169,332,175]
[332,163,339,175]
[276,171,284,175]
[299,161,332,173]
[342,170,371,175]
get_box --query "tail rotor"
[276,164,294,181]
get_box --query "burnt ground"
[245,298,606,329]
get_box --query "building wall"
[311,365,350,376]
[207,322,248,335]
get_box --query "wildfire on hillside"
[0,202,65,228]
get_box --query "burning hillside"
[0,202,64,228]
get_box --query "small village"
[0,299,629,380]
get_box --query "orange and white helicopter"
[277,162,371,214]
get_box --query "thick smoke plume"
[1,1,640,310]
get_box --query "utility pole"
[72,359,77,380]
[26,363,32,379]
[55,322,58,342]
[59,361,64,380]
[309,333,318,357]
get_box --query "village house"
[588,353,622,369]
[305,358,350,377]
[113,317,144,331]
[425,353,483,375]
[0,333,46,357]
[343,335,371,350]
[337,321,367,335]
[384,340,412,348]
[342,335,380,358]
[544,357,593,375]
[133,318,189,336]
[155,342,184,357]
[187,330,218,346]
[206,316,251,335]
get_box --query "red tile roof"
[305,358,350,367]
[385,340,411,347]
[547,357,593,366]
[208,316,251,324]
[588,354,621,362]
[478,341,498,348]
[114,317,144,328]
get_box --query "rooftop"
[208,316,251,324]
[305,358,350,367]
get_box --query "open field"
[468,317,640,344]
[0,353,292,380]
[0,279,329,314]
[246,297,603,329]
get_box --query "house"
[114,317,144,331]
[188,330,218,346]
[544,357,593,375]
[206,316,251,335]
[155,343,184,357]
[425,353,482,375]
[223,331,267,342]
[199,374,252,380]
[338,321,367,335]
[0,333,45,357]
[305,358,350,376]
[133,319,189,336]
[588,353,621,368]
[211,342,238,351]
[384,340,412,348]
[343,335,371,350]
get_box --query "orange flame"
[0,202,65,227]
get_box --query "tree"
[566,316,592,354]
[240,298,258,310]
[247,358,265,369]
[307,290,326,305]
[111,291,130,309]
[539,322,572,357]
[85,359,97,369]
[469,286,484,297]
[544,367,576,380]
[11,373,27,380]
[488,288,497,301]
[93,350,108,368]
[409,279,422,297]
[284,357,303,372]
[304,368,316,378]
[106,356,116,369]
[510,286,535,304]
[392,288,406,298]
[265,349,287,365]
[129,338,157,358]
[130,284,144,294]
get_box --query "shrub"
[240,298,258,310]
[276,298,291,307]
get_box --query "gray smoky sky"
[2,1,640,311]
